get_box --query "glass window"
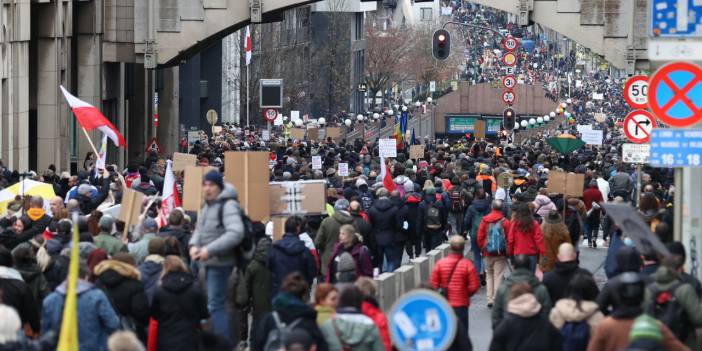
[420,8,432,22]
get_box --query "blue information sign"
[389,289,457,351]
[650,0,702,37]
[650,129,702,167]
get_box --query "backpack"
[425,203,443,230]
[263,311,303,351]
[359,192,373,212]
[647,282,690,341]
[216,199,257,269]
[560,320,590,351]
[485,219,507,255]
[449,188,464,213]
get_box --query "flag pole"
[246,62,250,127]
[80,127,101,158]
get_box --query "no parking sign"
[648,62,702,127]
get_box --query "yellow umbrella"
[0,179,56,214]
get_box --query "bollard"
[426,249,442,271]
[374,272,398,312]
[436,243,451,259]
[410,256,430,286]
[394,264,416,294]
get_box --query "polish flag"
[245,26,253,66]
[383,161,396,192]
[160,160,181,226]
[60,85,127,147]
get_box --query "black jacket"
[543,261,594,302]
[0,275,40,333]
[489,313,563,351]
[158,226,191,259]
[267,234,316,297]
[367,198,400,246]
[94,261,150,325]
[21,213,53,239]
[396,194,422,241]
[251,293,328,351]
[77,177,110,215]
[151,272,209,351]
[417,194,448,235]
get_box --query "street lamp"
[393,104,400,111]
[566,98,572,105]
[513,122,520,130]
[401,105,408,112]
[520,120,528,128]
[415,101,421,107]
[357,114,364,121]
[373,113,380,120]
[560,102,567,109]
[549,112,556,118]
[344,119,352,127]
[537,117,544,124]
[318,117,326,126]
[528,118,536,127]
[387,110,394,116]
[427,97,433,103]
[544,115,551,122]
[294,119,303,127]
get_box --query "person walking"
[326,224,372,283]
[549,273,604,351]
[492,255,552,328]
[316,199,356,277]
[235,237,273,337]
[355,277,392,351]
[367,188,401,272]
[319,286,385,351]
[417,187,448,251]
[582,180,604,248]
[268,216,317,296]
[507,203,546,272]
[477,199,511,307]
[464,188,491,286]
[93,215,127,257]
[539,211,572,273]
[543,243,594,302]
[314,283,338,325]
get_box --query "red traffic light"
[438,34,446,42]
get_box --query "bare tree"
[364,24,415,108]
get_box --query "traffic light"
[432,29,450,60]
[503,107,515,130]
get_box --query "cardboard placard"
[182,166,217,212]
[224,151,270,222]
[212,126,223,134]
[119,189,145,239]
[269,180,326,216]
[326,127,341,140]
[474,119,486,139]
[546,171,585,198]
[308,128,319,141]
[271,216,289,241]
[172,152,197,172]
[291,128,305,140]
[409,145,425,160]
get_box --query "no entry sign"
[502,75,516,89]
[502,36,519,52]
[648,61,702,127]
[624,75,649,109]
[624,110,657,143]
[501,90,516,105]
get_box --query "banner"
[581,130,603,145]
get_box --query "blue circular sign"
[389,289,457,351]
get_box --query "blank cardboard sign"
[326,127,341,140]
[182,166,217,212]
[224,151,270,221]
[291,128,305,140]
[546,171,585,198]
[119,188,145,228]
[172,152,197,172]
[269,180,326,216]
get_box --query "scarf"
[26,208,45,222]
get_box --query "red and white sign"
[624,110,657,144]
[648,61,702,127]
[502,52,517,66]
[502,36,519,52]
[624,75,649,109]
[502,75,517,89]
[501,90,516,105]
[145,137,161,154]
[264,108,278,122]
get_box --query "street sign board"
[502,52,517,66]
[430,81,436,92]
[648,61,702,127]
[648,39,702,61]
[502,36,519,52]
[650,129,702,167]
[263,108,278,122]
[502,75,516,89]
[622,143,651,164]
[624,75,649,109]
[624,110,657,143]
[389,289,457,351]
[503,66,516,75]
[650,0,702,37]
[358,83,368,92]
[501,90,516,105]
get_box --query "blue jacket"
[42,280,120,351]
[267,234,316,297]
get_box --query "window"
[420,8,433,22]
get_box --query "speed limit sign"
[624,75,648,109]
[502,52,517,66]
[501,89,516,105]
[502,75,516,89]
[502,36,519,52]
[263,108,278,122]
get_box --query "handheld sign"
[389,289,457,351]
[624,75,649,109]
[311,156,322,170]
[338,162,349,177]
[624,110,657,144]
[648,61,702,127]
[379,138,398,158]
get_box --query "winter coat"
[235,239,272,323]
[326,242,373,282]
[430,253,480,307]
[597,247,645,315]
[532,195,556,219]
[549,299,604,331]
[320,308,385,351]
[77,177,110,215]
[138,255,164,304]
[586,314,690,351]
[188,183,244,267]
[492,268,552,328]
[14,262,50,304]
[150,271,209,351]
[417,194,448,235]
[158,226,191,259]
[93,231,127,257]
[507,220,546,257]
[268,233,317,296]
[361,299,392,351]
[251,292,329,351]
[94,259,150,326]
[464,197,491,236]
[477,210,511,257]
[0,267,40,333]
[539,223,572,273]
[128,233,157,265]
[315,211,356,276]
[489,293,563,351]
[543,261,594,302]
[608,172,633,196]
[43,254,69,292]
[367,198,400,246]
[42,280,120,351]
[397,193,421,238]
[21,211,52,238]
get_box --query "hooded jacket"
[361,299,392,351]
[367,198,400,246]
[150,271,209,351]
[94,260,150,325]
[138,255,164,304]
[477,210,511,257]
[489,293,563,351]
[464,197,491,236]
[77,177,110,215]
[320,307,385,351]
[549,298,604,330]
[236,239,272,322]
[507,220,546,257]
[396,193,421,240]
[188,183,244,267]
[268,234,317,296]
[326,242,373,282]
[430,253,480,307]
[543,261,594,302]
[0,266,40,333]
[597,246,645,315]
[533,195,557,219]
[417,193,448,234]
[492,268,552,328]
[15,262,50,304]
[315,211,356,276]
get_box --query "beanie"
[203,170,224,189]
[334,199,350,211]
[142,218,159,232]
[98,215,115,232]
[78,184,92,196]
[337,252,356,273]
[629,314,663,343]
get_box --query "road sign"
[648,39,702,60]
[650,129,702,167]
[502,52,517,66]
[502,75,516,89]
[501,89,516,105]
[624,75,649,109]
[263,108,278,122]
[389,289,457,351]
[650,0,702,37]
[648,61,702,127]
[502,36,519,52]
[622,143,651,164]
[358,83,368,92]
[430,81,436,92]
[503,66,515,75]
[624,110,657,143]
[145,138,161,154]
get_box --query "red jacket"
[477,210,511,257]
[582,187,604,210]
[430,253,480,307]
[361,300,392,351]
[507,220,546,256]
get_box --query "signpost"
[501,90,516,105]
[502,52,517,66]
[389,289,457,351]
[623,143,651,164]
[650,0,702,37]
[502,36,519,52]
[502,75,516,89]
[648,61,702,127]
[624,110,657,143]
[650,129,702,167]
[624,75,649,109]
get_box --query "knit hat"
[355,178,367,188]
[98,215,115,232]
[403,180,415,194]
[337,252,356,273]
[629,314,663,343]
[334,199,350,211]
[326,168,336,176]
[203,170,224,189]
[544,210,562,224]
[78,184,92,196]
[142,218,159,232]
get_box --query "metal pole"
[246,64,250,127]
[635,163,642,206]
[674,168,683,241]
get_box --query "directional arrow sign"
[624,110,657,144]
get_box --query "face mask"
[623,237,634,247]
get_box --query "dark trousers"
[406,232,422,259]
[454,306,469,332]
[424,231,445,252]
[380,243,403,272]
[586,212,601,243]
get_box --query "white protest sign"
[274,113,284,126]
[262,130,270,141]
[622,143,651,164]
[379,138,397,158]
[576,124,593,133]
[312,156,322,170]
[291,111,301,122]
[338,163,349,177]
[592,92,604,100]
[581,129,603,145]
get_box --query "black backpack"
[216,199,257,269]
[647,282,690,342]
[449,188,464,213]
[425,203,443,230]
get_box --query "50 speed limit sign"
[502,75,517,89]
[624,75,648,109]
[502,36,519,52]
[502,90,516,105]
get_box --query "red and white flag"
[60,85,126,147]
[160,159,181,226]
[245,26,253,66]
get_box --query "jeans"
[485,256,508,304]
[453,306,469,333]
[448,212,463,235]
[469,233,484,274]
[586,212,601,244]
[526,255,538,272]
[380,244,403,272]
[206,265,234,342]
